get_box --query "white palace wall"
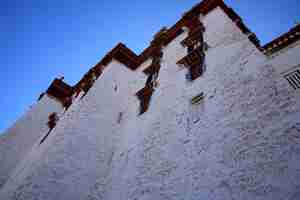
[1,6,300,200]
[0,95,64,188]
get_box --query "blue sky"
[0,0,299,133]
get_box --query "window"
[137,44,163,115]
[136,85,154,115]
[177,22,206,81]
[178,46,205,81]
[40,113,59,144]
[284,69,300,90]
[190,92,205,123]
[117,112,123,123]
[191,92,205,105]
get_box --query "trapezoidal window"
[177,20,206,81]
[40,113,59,144]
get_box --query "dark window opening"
[178,20,206,81]
[136,29,165,115]
[117,112,123,123]
[137,68,160,115]
[136,85,154,115]
[40,113,59,145]
[191,92,205,105]
[179,46,205,81]
[284,69,300,90]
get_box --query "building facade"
[1,0,300,199]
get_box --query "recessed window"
[191,92,205,105]
[284,69,300,90]
[189,92,205,123]
[117,112,123,124]
[40,113,59,145]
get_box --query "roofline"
[44,78,73,107]
[44,0,300,103]
[262,24,300,55]
[95,0,261,69]
[73,0,260,88]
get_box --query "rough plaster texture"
[0,95,64,188]
[1,6,300,200]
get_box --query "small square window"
[191,92,205,105]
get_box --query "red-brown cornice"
[44,0,300,104]
[262,24,300,55]
[46,78,73,98]
[45,78,73,109]
[82,0,261,75]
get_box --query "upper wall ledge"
[45,0,300,103]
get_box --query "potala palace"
[1,0,300,199]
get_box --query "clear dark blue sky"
[0,0,299,133]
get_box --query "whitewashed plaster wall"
[1,6,300,200]
[266,40,300,99]
[0,59,147,200]
[99,7,300,200]
[0,95,64,188]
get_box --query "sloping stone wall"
[0,95,64,188]
[1,6,300,200]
